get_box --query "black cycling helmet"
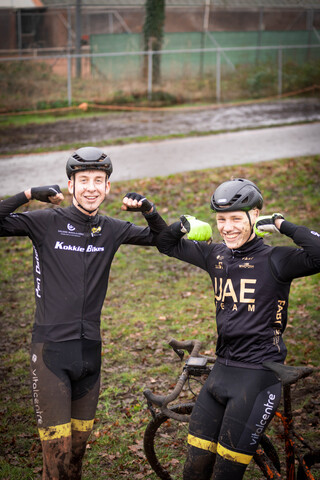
[66,146,113,179]
[210,178,263,212]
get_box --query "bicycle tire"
[143,402,194,480]
[297,449,320,480]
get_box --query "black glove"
[31,185,62,203]
[254,213,285,237]
[123,192,153,213]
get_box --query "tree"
[143,0,165,85]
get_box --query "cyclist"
[155,178,320,480]
[0,146,166,480]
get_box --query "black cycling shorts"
[30,339,101,441]
[188,360,281,464]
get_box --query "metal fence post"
[17,10,22,54]
[147,44,153,101]
[216,49,221,102]
[278,47,283,97]
[67,54,72,106]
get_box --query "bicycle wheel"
[143,402,194,480]
[297,449,320,480]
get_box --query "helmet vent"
[72,153,107,162]
[231,194,241,202]
[240,195,249,204]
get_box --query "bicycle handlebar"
[168,337,215,363]
[168,337,202,356]
[144,370,191,421]
[144,338,213,422]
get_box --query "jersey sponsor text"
[250,392,276,446]
[54,241,104,253]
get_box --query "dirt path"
[2,122,320,196]
[1,98,320,155]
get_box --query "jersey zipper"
[81,223,92,338]
[221,254,233,358]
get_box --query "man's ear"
[67,178,74,195]
[105,180,111,195]
[250,208,260,223]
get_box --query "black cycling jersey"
[0,192,166,343]
[156,221,320,364]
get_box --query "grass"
[0,156,319,479]
[0,109,118,128]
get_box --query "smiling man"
[0,146,166,480]
[155,178,320,480]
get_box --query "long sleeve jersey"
[156,221,320,365]
[0,192,166,343]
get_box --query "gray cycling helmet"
[210,178,263,212]
[66,146,113,179]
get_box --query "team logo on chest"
[91,226,102,236]
[58,223,83,237]
[215,261,224,270]
[215,255,225,270]
[239,262,254,269]
[214,277,257,312]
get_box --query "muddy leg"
[68,429,92,479]
[41,436,72,480]
[212,454,247,480]
[183,445,216,480]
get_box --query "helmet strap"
[246,210,252,227]
[244,210,255,245]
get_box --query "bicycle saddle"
[262,362,314,386]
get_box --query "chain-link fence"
[1,40,319,111]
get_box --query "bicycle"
[143,338,320,480]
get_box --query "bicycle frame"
[277,384,315,480]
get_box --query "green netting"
[90,33,143,80]
[90,30,320,80]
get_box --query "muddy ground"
[1,98,320,154]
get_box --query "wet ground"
[1,98,320,154]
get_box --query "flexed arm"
[279,220,320,271]
[122,192,154,214]
[122,192,167,234]
[255,213,320,281]
[0,191,30,218]
[156,218,212,272]
[0,185,64,238]
[28,185,64,204]
[0,185,64,219]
